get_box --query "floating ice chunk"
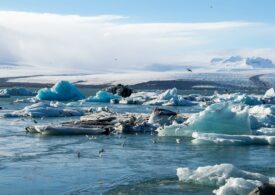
[14,97,39,103]
[264,88,275,99]
[186,102,251,134]
[249,105,275,129]
[26,125,106,135]
[0,88,36,96]
[192,132,275,145]
[163,96,195,106]
[121,91,158,105]
[158,88,178,100]
[36,80,85,101]
[85,90,121,103]
[3,102,84,118]
[234,94,262,105]
[214,177,262,195]
[144,88,195,106]
[256,128,275,135]
[177,164,269,187]
[157,102,251,136]
[213,92,262,105]
[156,123,193,137]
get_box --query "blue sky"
[0,1,274,73]
[0,0,274,23]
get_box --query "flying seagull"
[99,148,105,157]
[186,68,192,72]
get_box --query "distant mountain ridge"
[211,56,275,68]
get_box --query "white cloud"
[0,11,271,74]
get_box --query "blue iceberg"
[36,80,85,101]
[86,90,122,103]
[0,88,36,96]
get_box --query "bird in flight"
[186,68,192,72]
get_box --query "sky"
[0,0,275,73]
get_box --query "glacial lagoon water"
[0,88,275,194]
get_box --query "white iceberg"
[85,90,122,103]
[177,164,271,195]
[157,102,251,136]
[214,177,262,195]
[264,88,275,99]
[144,88,195,106]
[120,91,158,105]
[186,102,250,134]
[4,102,84,118]
[249,105,275,129]
[36,80,85,101]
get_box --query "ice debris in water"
[191,132,275,145]
[144,88,195,106]
[264,88,275,99]
[85,90,122,103]
[36,80,85,101]
[3,102,84,118]
[249,105,275,129]
[177,163,272,195]
[213,92,262,105]
[0,88,36,97]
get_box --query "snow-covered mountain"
[211,56,275,69]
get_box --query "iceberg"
[186,102,251,134]
[214,178,262,195]
[144,88,195,106]
[177,164,268,186]
[177,164,271,195]
[157,102,251,136]
[120,91,158,105]
[249,105,275,129]
[36,80,85,101]
[264,88,275,99]
[0,88,36,96]
[85,90,122,103]
[191,132,275,145]
[3,102,84,118]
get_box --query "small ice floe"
[14,97,39,103]
[176,138,180,144]
[191,132,275,145]
[177,163,272,195]
[120,91,158,105]
[144,88,195,106]
[85,90,121,103]
[212,92,262,106]
[262,88,275,104]
[4,102,84,118]
[0,87,36,97]
[249,105,275,129]
[26,125,106,135]
[36,80,85,101]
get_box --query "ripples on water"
[0,90,275,194]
